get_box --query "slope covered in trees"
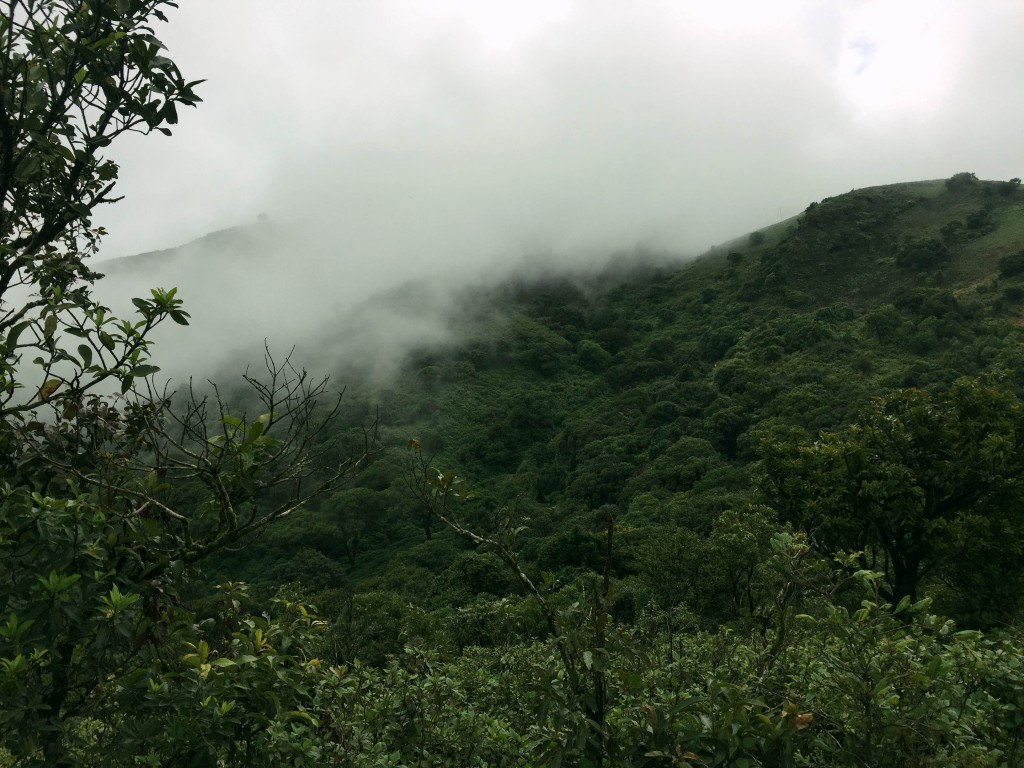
[198,174,1024,764]
[221,173,1024,623]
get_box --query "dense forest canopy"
[3,3,1024,766]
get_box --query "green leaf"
[36,379,61,400]
[6,320,31,348]
[953,630,982,641]
[0,613,33,641]
[242,420,264,446]
[288,710,319,726]
[38,570,81,596]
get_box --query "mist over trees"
[4,3,1024,767]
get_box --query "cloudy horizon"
[94,1,1024,265]
[80,0,1024,381]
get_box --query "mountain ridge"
[202,172,1024,620]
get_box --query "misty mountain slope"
[95,214,690,384]
[194,175,1024,632]
[99,223,272,274]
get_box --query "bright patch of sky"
[835,1,966,123]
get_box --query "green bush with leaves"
[1000,249,1024,277]
[758,374,1024,621]
[945,171,980,191]
[0,3,368,764]
[895,237,950,270]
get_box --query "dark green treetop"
[758,374,1024,622]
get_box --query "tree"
[0,3,367,763]
[0,0,200,373]
[999,249,1024,278]
[407,441,624,767]
[894,237,950,270]
[944,171,979,191]
[576,339,611,373]
[758,375,1024,620]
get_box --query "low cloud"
[87,1,1024,382]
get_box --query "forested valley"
[4,2,1024,766]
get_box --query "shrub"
[945,171,979,191]
[644,337,677,361]
[966,205,996,233]
[895,238,950,270]
[999,249,1024,277]
[577,339,613,372]
[940,219,966,247]
[698,325,740,362]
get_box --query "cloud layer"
[86,1,1024,378]
[97,1,1024,256]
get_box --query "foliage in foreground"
[0,2,364,764]
[10,538,1021,767]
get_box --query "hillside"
[125,173,1024,766]
[11,5,1024,763]
[201,173,1024,612]
[35,172,1024,766]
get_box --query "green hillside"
[11,170,1024,766]
[8,7,1024,762]
[147,173,1024,765]
[218,173,1024,611]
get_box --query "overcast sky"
[85,0,1024,379]
[93,0,1024,264]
